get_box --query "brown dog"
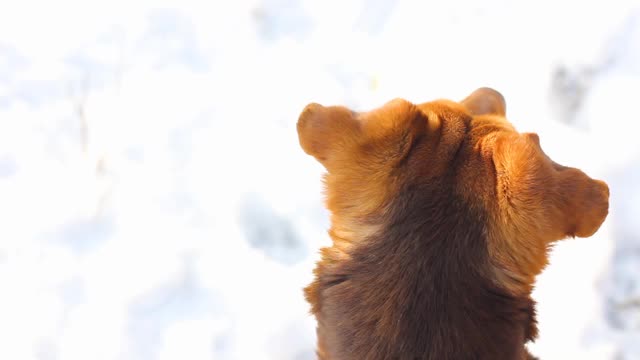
[296,88,609,360]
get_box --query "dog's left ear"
[461,87,506,116]
[297,103,361,170]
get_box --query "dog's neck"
[308,186,538,359]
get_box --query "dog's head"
[297,88,609,293]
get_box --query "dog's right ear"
[461,87,506,116]
[297,103,361,169]
[492,131,609,241]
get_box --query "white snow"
[0,0,638,359]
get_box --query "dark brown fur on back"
[307,150,536,359]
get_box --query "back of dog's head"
[298,88,608,292]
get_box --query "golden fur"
[297,88,609,359]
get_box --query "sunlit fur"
[297,88,609,359]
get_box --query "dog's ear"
[492,132,609,241]
[461,87,506,116]
[553,164,610,238]
[297,103,361,169]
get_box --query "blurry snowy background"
[0,0,639,359]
